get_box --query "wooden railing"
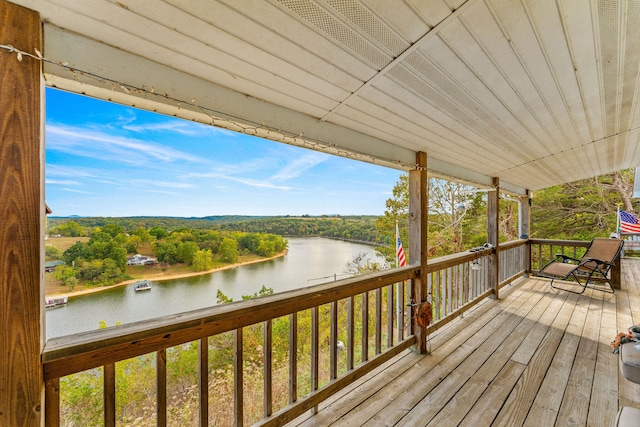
[529,238,590,274]
[42,240,534,426]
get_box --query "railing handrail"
[529,238,590,247]
[43,241,536,379]
[43,265,419,380]
[42,239,543,426]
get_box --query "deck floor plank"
[355,278,545,427]
[522,289,594,426]
[285,259,640,426]
[555,289,603,426]
[424,279,557,427]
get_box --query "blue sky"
[45,88,403,217]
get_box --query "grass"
[45,236,89,251]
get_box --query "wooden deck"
[287,258,640,427]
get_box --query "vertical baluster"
[375,288,382,355]
[264,320,272,417]
[330,301,338,380]
[347,297,354,371]
[396,281,404,341]
[454,265,459,309]
[436,271,442,321]
[157,349,167,427]
[311,307,319,414]
[289,313,297,404]
[45,378,60,427]
[199,338,209,426]
[387,284,394,348]
[447,268,452,315]
[361,292,369,363]
[104,363,116,427]
[235,328,244,426]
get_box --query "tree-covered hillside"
[48,215,382,244]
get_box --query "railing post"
[519,191,531,275]
[488,178,500,299]
[612,259,622,289]
[104,363,116,427]
[409,152,428,353]
[0,2,43,425]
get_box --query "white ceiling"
[10,0,640,195]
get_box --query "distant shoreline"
[46,250,287,299]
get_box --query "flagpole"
[395,220,401,339]
[617,204,621,235]
[395,220,399,268]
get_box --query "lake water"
[45,237,386,339]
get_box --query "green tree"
[50,220,85,237]
[257,238,276,257]
[153,241,179,263]
[376,174,409,262]
[149,226,169,240]
[177,241,199,264]
[101,222,125,238]
[345,252,387,275]
[63,241,92,265]
[45,245,62,261]
[532,171,634,240]
[54,265,77,290]
[241,285,274,300]
[219,237,238,263]
[192,249,214,272]
[216,289,233,304]
[132,227,153,243]
[126,235,142,254]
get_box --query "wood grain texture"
[487,177,500,299]
[409,152,428,353]
[0,1,43,425]
[43,266,418,379]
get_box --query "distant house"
[44,260,64,273]
[127,254,157,266]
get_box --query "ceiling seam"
[520,0,583,149]
[453,6,557,157]
[319,0,479,122]
[484,0,571,151]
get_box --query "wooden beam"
[409,152,428,353]
[519,191,531,275]
[487,178,500,299]
[0,1,43,425]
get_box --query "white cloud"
[47,124,202,165]
[46,179,82,186]
[61,188,94,194]
[269,152,328,182]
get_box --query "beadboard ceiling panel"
[9,0,640,195]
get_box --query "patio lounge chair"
[538,237,624,294]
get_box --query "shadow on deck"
[287,259,640,426]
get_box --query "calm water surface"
[46,237,384,339]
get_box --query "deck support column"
[488,178,499,299]
[519,191,531,275]
[0,1,44,425]
[409,152,428,353]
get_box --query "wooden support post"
[409,152,428,354]
[488,178,500,299]
[198,337,209,426]
[0,1,43,425]
[519,191,531,275]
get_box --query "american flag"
[620,210,640,233]
[397,237,407,267]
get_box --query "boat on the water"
[45,296,68,308]
[133,280,152,292]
